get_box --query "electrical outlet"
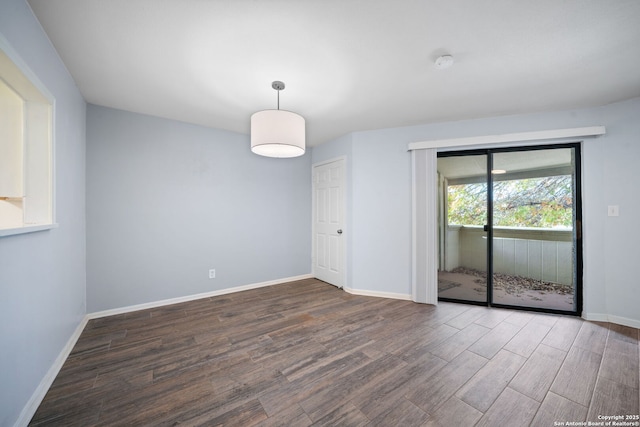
[209,269,216,279]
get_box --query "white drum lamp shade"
[251,109,305,158]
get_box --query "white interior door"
[313,159,345,288]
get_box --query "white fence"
[444,225,574,286]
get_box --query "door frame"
[311,156,348,289]
[437,143,583,316]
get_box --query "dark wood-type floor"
[31,279,640,426]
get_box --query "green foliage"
[447,175,573,228]
[448,183,487,226]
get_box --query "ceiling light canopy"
[251,81,305,158]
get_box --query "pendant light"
[251,81,305,158]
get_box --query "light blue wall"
[86,105,312,312]
[0,1,87,426]
[350,133,413,296]
[327,97,640,326]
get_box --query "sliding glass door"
[437,154,489,303]
[437,144,581,315]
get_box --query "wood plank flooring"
[30,279,640,426]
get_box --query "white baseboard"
[583,312,640,329]
[14,315,89,427]
[608,315,640,329]
[87,274,314,319]
[582,312,609,322]
[343,286,412,301]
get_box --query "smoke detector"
[435,55,454,70]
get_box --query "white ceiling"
[27,0,640,147]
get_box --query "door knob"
[337,229,343,234]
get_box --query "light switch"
[607,205,619,217]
